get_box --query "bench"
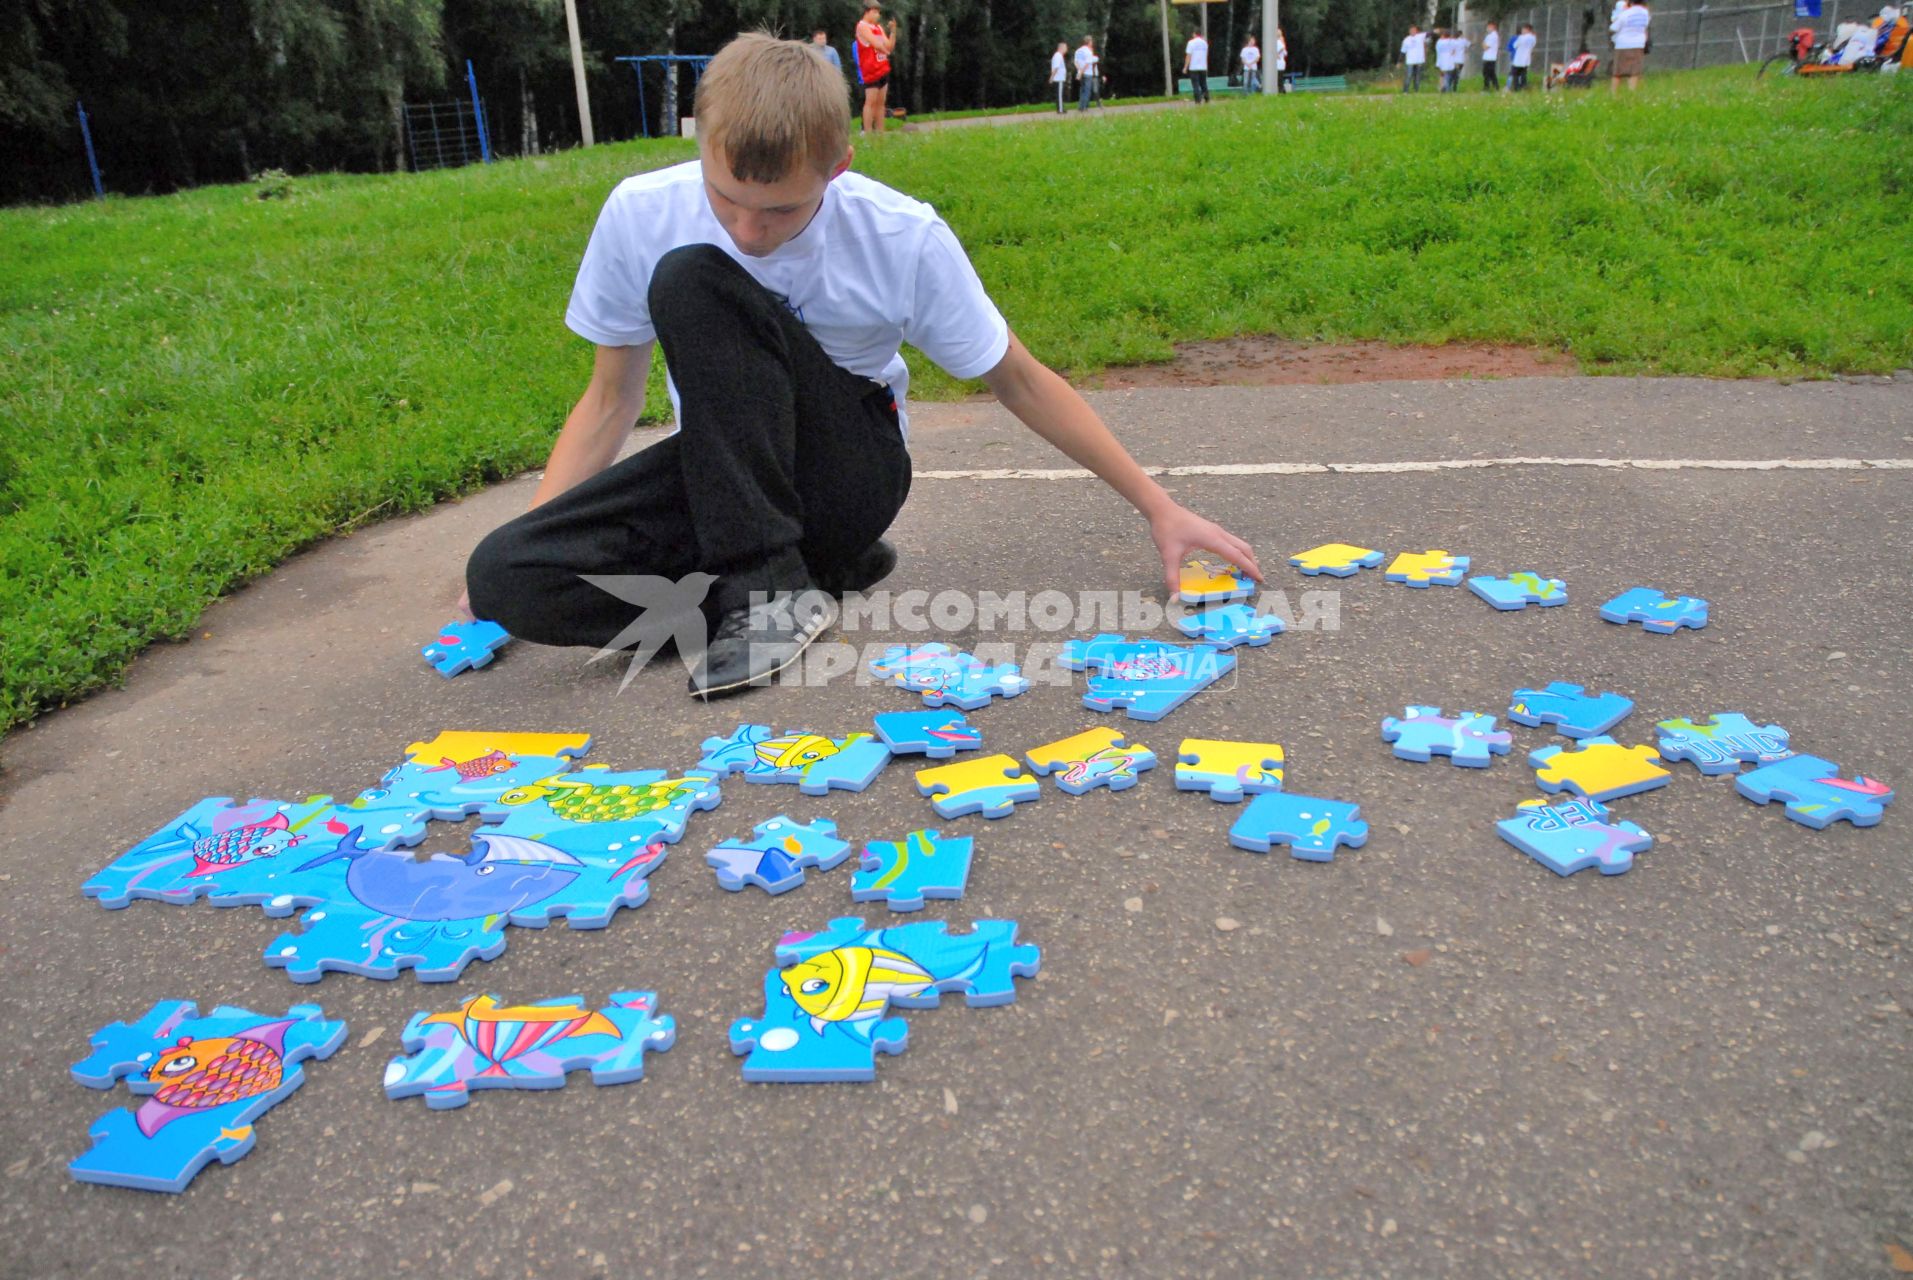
[1177,76,1250,95]
[1288,74,1349,92]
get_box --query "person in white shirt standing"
[1401,23,1427,92]
[1509,23,1537,91]
[1050,41,1068,113]
[1610,0,1650,91]
[1240,34,1261,95]
[1480,22,1501,91]
[1434,29,1458,91]
[1274,28,1288,92]
[1183,30,1211,103]
[1073,36,1101,111]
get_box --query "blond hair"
[695,32,851,182]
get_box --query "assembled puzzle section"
[851,830,975,911]
[691,723,891,796]
[1654,714,1792,775]
[1177,559,1257,604]
[421,619,513,678]
[872,709,982,760]
[1599,587,1709,634]
[1289,543,1385,578]
[1175,738,1286,803]
[1173,603,1285,648]
[1228,792,1369,862]
[868,644,1030,711]
[1023,727,1157,795]
[1497,797,1653,876]
[383,991,674,1110]
[915,755,1041,820]
[1060,633,1237,723]
[1734,755,1894,829]
[1529,736,1672,802]
[1507,682,1634,739]
[1384,550,1469,588]
[69,1001,347,1193]
[1467,573,1568,611]
[706,816,853,895]
[1382,706,1513,768]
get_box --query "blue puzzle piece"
[868,643,1030,711]
[774,918,1042,1008]
[1497,797,1653,876]
[476,767,722,858]
[384,990,674,1110]
[1734,755,1894,830]
[729,969,910,1083]
[1382,706,1513,767]
[851,830,974,911]
[1228,792,1369,862]
[1467,573,1569,611]
[83,796,357,911]
[1060,634,1236,723]
[1173,603,1285,648]
[706,816,853,894]
[70,1001,346,1193]
[1654,713,1793,775]
[421,619,512,677]
[1599,587,1709,634]
[872,709,982,759]
[1178,560,1257,604]
[1507,682,1635,739]
[689,723,891,796]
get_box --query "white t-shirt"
[1276,37,1287,69]
[566,162,1009,439]
[1435,37,1456,70]
[1050,51,1066,83]
[1240,44,1260,71]
[1186,36,1209,72]
[1074,45,1097,77]
[1512,32,1537,66]
[1612,6,1650,49]
[1840,23,1876,59]
[1402,34,1426,64]
[1482,30,1500,59]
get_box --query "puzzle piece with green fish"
[1654,714,1793,775]
[690,723,890,796]
[1507,682,1634,739]
[868,643,1030,711]
[1178,559,1257,604]
[383,990,674,1110]
[1382,706,1513,768]
[1289,543,1384,577]
[1529,736,1671,801]
[872,709,982,759]
[915,754,1041,819]
[1734,755,1894,829]
[851,829,974,911]
[1060,633,1237,723]
[1175,738,1285,802]
[1385,549,1469,587]
[706,816,853,895]
[1173,603,1285,648]
[421,619,512,677]
[1023,727,1157,795]
[69,1001,346,1194]
[1599,587,1709,634]
[1228,792,1369,862]
[1467,573,1568,611]
[1497,797,1653,876]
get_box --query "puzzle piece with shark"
[1289,543,1385,577]
[1734,755,1894,829]
[1497,797,1654,876]
[1467,573,1568,611]
[690,723,891,796]
[421,619,512,678]
[1175,738,1285,802]
[1507,682,1635,739]
[1654,713,1793,775]
[1228,792,1369,862]
[1060,634,1237,722]
[1173,603,1285,648]
[1385,549,1469,587]
[868,643,1030,711]
[1600,587,1709,634]
[1023,727,1157,795]
[872,709,982,759]
[1529,736,1672,801]
[915,754,1041,819]
[851,830,975,911]
[1382,706,1513,768]
[706,816,853,895]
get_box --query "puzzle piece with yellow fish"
[691,723,891,796]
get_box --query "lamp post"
[1261,0,1280,93]
[564,0,595,146]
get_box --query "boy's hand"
[1148,505,1262,598]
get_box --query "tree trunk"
[520,66,540,155]
[664,19,679,137]
[978,0,992,107]
[913,6,928,113]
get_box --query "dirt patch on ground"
[1088,336,1579,388]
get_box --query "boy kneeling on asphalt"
[466,33,1259,699]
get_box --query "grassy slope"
[2,69,1908,731]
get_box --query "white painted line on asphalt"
[912,457,1913,480]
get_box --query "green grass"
[2,67,1909,733]
[912,94,1177,122]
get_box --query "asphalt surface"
[2,374,1909,1279]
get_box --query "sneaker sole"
[690,601,841,699]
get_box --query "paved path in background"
[2,374,1909,1279]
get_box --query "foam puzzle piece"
[706,816,853,895]
[851,829,975,911]
[1497,797,1653,876]
[1467,573,1569,611]
[1178,559,1257,604]
[690,723,891,796]
[729,969,910,1083]
[1173,603,1285,648]
[872,709,982,759]
[1382,706,1514,768]
[476,767,722,861]
[867,643,1030,711]
[421,619,512,678]
[1599,587,1709,634]
[915,754,1041,819]
[383,991,675,1110]
[1507,682,1635,739]
[84,796,359,911]
[1228,792,1369,862]
[69,1001,346,1193]
[1655,714,1793,775]
[1385,549,1470,587]
[1529,736,1672,802]
[1175,738,1286,802]
[1023,727,1158,795]
[1059,633,1237,722]
[1734,755,1894,829]
[1289,543,1385,577]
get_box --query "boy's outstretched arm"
[980,333,1262,596]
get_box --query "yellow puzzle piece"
[1175,738,1286,802]
[1289,543,1385,577]
[1530,736,1671,802]
[1384,549,1469,587]
[914,753,1041,819]
[1023,727,1157,794]
[1178,559,1254,604]
[402,730,593,766]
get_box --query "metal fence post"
[76,100,104,199]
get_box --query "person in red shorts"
[856,5,897,134]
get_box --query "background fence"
[1460,1,1855,72]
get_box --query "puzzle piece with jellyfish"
[1178,559,1256,604]
[383,991,674,1110]
[1654,714,1793,775]
[1467,573,1568,611]
[872,709,982,759]
[69,1001,346,1193]
[1289,543,1384,577]
[1498,797,1653,876]
[1024,727,1157,795]
[1385,549,1469,587]
[1174,603,1284,648]
[1060,633,1236,723]
[1529,736,1671,802]
[851,830,974,911]
[1228,792,1369,862]
[1175,738,1285,802]
[421,619,512,678]
[915,755,1041,819]
[1599,588,1709,634]
[1507,682,1634,739]
[1382,706,1513,768]
[1734,755,1894,829]
[706,816,852,895]
[690,723,891,796]
[868,643,1030,711]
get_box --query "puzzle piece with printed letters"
[1023,727,1157,795]
[1228,792,1369,862]
[1599,587,1709,634]
[1734,755,1894,829]
[421,619,512,678]
[1174,738,1286,803]
[690,723,890,796]
[1654,713,1792,775]
[872,709,982,759]
[1529,736,1672,801]
[706,816,853,895]
[851,830,975,911]
[868,643,1030,711]
[1467,573,1569,611]
[1289,543,1385,577]
[1497,797,1654,876]
[1060,634,1237,722]
[915,754,1041,819]
[1173,603,1285,648]
[1382,706,1513,768]
[1507,682,1635,739]
[1178,559,1257,604]
[1385,550,1469,587]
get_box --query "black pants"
[1189,71,1210,102]
[466,244,912,645]
[1483,63,1500,90]
[1510,66,1528,90]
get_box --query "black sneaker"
[688,589,839,700]
[814,539,897,598]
